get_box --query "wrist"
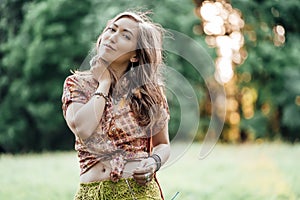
[93,92,109,102]
[98,79,111,86]
[149,154,162,172]
[147,157,157,171]
[96,82,110,93]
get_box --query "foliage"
[232,0,300,141]
[0,0,299,153]
[0,0,201,153]
[0,0,92,152]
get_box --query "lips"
[104,44,116,51]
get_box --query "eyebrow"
[112,23,134,36]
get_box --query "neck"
[109,62,129,80]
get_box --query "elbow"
[153,143,171,163]
[164,143,171,160]
[65,104,95,139]
[68,115,93,140]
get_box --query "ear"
[130,55,139,63]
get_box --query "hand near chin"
[90,56,111,84]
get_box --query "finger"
[137,159,147,168]
[133,167,151,174]
[134,158,155,173]
[133,172,152,185]
[133,172,148,179]
[135,179,147,186]
[134,166,155,175]
[134,171,154,181]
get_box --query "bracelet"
[150,154,161,172]
[93,92,109,101]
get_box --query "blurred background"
[1,0,299,153]
[1,0,300,199]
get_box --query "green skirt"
[74,178,163,200]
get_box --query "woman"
[62,11,170,200]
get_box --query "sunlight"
[215,57,233,83]
[197,0,246,84]
[204,21,225,35]
[241,87,257,119]
[200,1,220,21]
[273,25,285,46]
[196,0,247,139]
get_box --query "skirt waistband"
[75,178,163,200]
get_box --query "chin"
[98,53,113,63]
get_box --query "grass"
[1,142,300,200]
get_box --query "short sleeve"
[61,75,89,117]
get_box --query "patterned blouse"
[61,72,169,182]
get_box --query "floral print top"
[61,72,169,182]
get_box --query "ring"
[145,173,151,182]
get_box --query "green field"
[1,143,299,200]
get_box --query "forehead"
[113,17,139,34]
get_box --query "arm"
[151,86,171,168]
[65,59,111,140]
[133,121,170,185]
[151,122,170,168]
[65,82,110,140]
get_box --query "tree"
[0,0,204,152]
[0,0,92,152]
[233,0,300,141]
[193,0,300,142]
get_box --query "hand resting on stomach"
[79,160,141,183]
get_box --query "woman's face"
[98,17,139,66]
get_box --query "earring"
[130,62,134,72]
[130,62,136,78]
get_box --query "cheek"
[118,40,137,54]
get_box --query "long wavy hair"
[92,11,167,131]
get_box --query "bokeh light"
[195,0,247,141]
[295,96,300,106]
[197,0,246,84]
[273,25,285,46]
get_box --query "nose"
[108,32,117,43]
